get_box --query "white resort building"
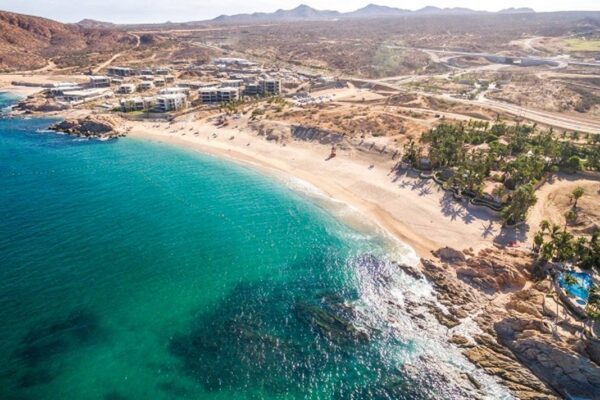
[60,88,114,104]
[117,84,137,94]
[137,81,155,91]
[259,79,281,95]
[199,87,240,104]
[154,68,171,76]
[107,67,135,77]
[119,97,155,112]
[159,87,190,97]
[89,76,112,88]
[155,94,187,112]
[221,79,244,88]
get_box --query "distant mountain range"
[210,3,536,24]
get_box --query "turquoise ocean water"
[0,93,511,399]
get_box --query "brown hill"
[0,11,135,71]
[76,19,117,30]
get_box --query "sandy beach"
[124,118,504,258]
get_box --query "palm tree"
[533,231,545,253]
[587,287,600,336]
[539,219,551,234]
[564,272,578,286]
[571,186,585,209]
[565,209,578,227]
[500,183,537,225]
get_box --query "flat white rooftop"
[63,88,111,97]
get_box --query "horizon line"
[2,3,600,25]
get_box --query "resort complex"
[1,2,600,400]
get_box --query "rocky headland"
[417,246,600,399]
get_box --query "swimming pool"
[558,271,593,302]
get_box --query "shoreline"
[129,130,430,260]
[125,119,504,259]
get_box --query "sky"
[1,0,598,24]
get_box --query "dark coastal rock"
[448,334,472,347]
[293,295,373,345]
[420,259,479,310]
[167,273,382,397]
[50,115,120,138]
[495,317,600,400]
[458,247,534,293]
[419,250,565,399]
[464,334,559,399]
[15,95,67,113]
[585,338,600,367]
[15,309,100,368]
[432,246,466,265]
[424,303,461,328]
[393,261,423,280]
[12,309,103,389]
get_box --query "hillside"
[209,3,536,24]
[0,11,134,71]
[213,4,341,24]
[76,19,117,30]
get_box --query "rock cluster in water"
[167,252,487,399]
[50,116,122,139]
[8,309,102,390]
[13,94,68,113]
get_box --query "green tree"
[501,184,537,225]
[564,155,584,173]
[571,186,585,208]
[539,219,551,234]
[587,287,600,322]
[553,231,575,261]
[565,209,578,226]
[533,231,545,253]
[564,273,578,286]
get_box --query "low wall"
[291,125,345,145]
[414,168,504,214]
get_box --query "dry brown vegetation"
[0,11,136,71]
[488,73,600,117]
[175,12,600,78]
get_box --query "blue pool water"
[558,271,593,301]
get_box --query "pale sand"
[124,119,503,258]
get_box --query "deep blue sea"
[0,92,511,399]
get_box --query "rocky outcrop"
[419,247,600,399]
[429,245,535,293]
[50,115,121,139]
[14,95,68,113]
[586,338,600,367]
[432,246,466,264]
[464,332,558,399]
[495,317,600,399]
[459,247,534,292]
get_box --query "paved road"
[386,45,600,70]
[474,96,600,134]
[350,76,600,134]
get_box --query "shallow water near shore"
[0,93,512,399]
